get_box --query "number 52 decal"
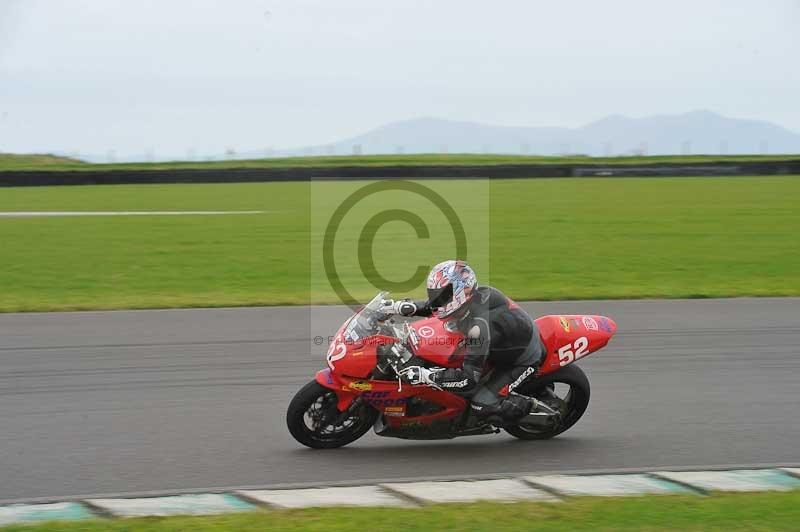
[326,340,347,370]
[558,336,589,366]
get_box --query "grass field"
[2,153,800,171]
[0,176,798,312]
[2,491,799,531]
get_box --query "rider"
[382,260,545,423]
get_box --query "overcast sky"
[1,0,798,159]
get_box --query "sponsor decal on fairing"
[347,380,373,391]
[383,405,406,417]
[418,325,435,338]
[582,316,599,331]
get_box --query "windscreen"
[343,291,389,343]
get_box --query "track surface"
[1,298,798,501]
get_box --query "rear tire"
[287,380,378,449]
[504,364,590,440]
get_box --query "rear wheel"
[286,380,379,449]
[504,364,590,440]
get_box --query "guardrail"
[1,160,800,187]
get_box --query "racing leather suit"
[401,286,545,420]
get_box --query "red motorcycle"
[287,292,617,448]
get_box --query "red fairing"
[327,338,380,378]
[317,309,615,428]
[315,369,467,426]
[407,317,465,368]
[325,318,395,379]
[315,369,357,411]
[536,315,617,375]
[316,315,468,424]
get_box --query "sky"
[1,0,798,160]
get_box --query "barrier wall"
[1,160,799,187]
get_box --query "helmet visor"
[427,284,453,309]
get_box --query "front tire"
[287,380,378,449]
[504,364,590,440]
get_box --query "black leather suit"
[405,286,545,418]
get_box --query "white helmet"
[425,260,478,318]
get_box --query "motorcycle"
[287,292,617,449]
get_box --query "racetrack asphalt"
[1,298,798,502]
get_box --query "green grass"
[0,154,85,170]
[0,176,798,312]
[3,491,800,531]
[2,152,800,171]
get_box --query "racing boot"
[470,395,535,425]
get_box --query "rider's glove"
[399,366,443,387]
[380,298,418,317]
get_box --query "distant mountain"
[278,110,800,157]
[66,110,800,162]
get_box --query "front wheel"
[286,380,379,449]
[504,364,590,440]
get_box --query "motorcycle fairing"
[315,307,616,428]
[406,317,466,367]
[325,314,395,378]
[536,314,617,375]
[315,369,467,426]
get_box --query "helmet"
[426,260,477,318]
